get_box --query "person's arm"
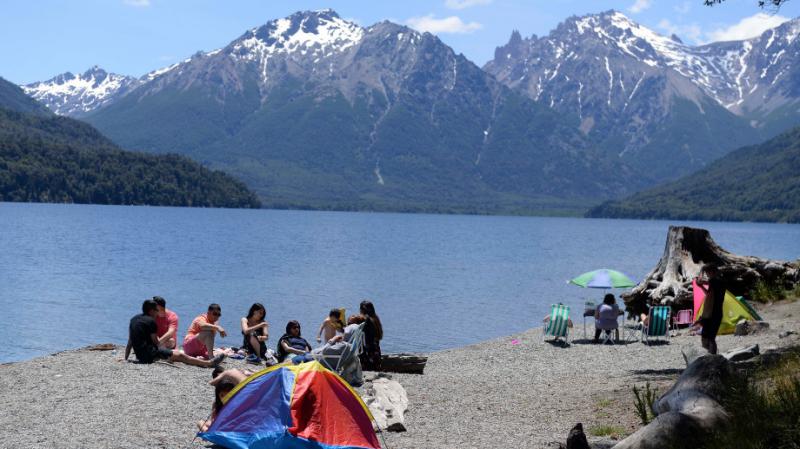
[281,340,306,355]
[124,339,132,361]
[158,327,176,346]
[199,321,226,337]
[317,320,327,342]
[241,319,267,335]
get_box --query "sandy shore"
[2,301,798,449]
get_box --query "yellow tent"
[695,285,760,335]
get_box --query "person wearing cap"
[184,304,227,359]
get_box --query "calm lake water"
[1,202,799,363]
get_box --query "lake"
[1,202,799,363]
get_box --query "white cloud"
[445,0,492,9]
[628,0,652,14]
[658,19,702,43]
[705,13,790,42]
[406,15,483,34]
[123,0,150,6]
[674,1,691,14]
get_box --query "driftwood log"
[614,355,733,449]
[380,353,427,374]
[622,226,799,315]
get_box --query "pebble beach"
[1,301,798,449]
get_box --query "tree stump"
[622,226,799,315]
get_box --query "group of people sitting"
[125,296,384,371]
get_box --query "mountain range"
[485,10,800,180]
[17,9,800,215]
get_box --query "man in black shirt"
[695,264,725,355]
[126,299,225,367]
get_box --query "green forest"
[587,125,800,223]
[0,107,261,208]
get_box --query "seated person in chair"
[594,294,620,343]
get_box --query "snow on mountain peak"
[22,67,138,116]
[230,10,363,68]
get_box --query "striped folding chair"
[541,304,571,346]
[642,306,671,346]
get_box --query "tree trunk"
[622,226,799,315]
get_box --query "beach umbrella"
[199,361,381,449]
[569,268,636,289]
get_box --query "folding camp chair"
[313,323,365,373]
[623,313,642,343]
[641,306,671,345]
[541,304,571,346]
[671,309,693,335]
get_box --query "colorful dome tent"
[199,361,381,449]
[692,280,761,335]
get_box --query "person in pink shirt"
[153,296,179,349]
[183,303,227,359]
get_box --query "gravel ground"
[1,301,798,449]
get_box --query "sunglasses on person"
[210,309,221,316]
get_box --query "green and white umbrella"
[569,268,636,289]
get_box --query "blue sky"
[2,0,799,84]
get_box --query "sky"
[1,0,799,84]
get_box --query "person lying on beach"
[197,378,237,432]
[153,296,178,349]
[209,366,255,387]
[316,308,344,344]
[184,304,227,360]
[125,299,224,368]
[276,320,312,362]
[241,303,269,362]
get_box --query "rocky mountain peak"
[22,66,139,117]
[230,9,363,62]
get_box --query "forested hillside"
[0,107,261,208]
[587,126,800,223]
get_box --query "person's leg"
[594,328,601,342]
[248,335,261,356]
[614,328,619,342]
[170,350,224,368]
[197,330,216,359]
[708,338,718,355]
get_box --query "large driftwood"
[380,353,427,374]
[622,226,799,315]
[613,355,732,449]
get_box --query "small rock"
[734,320,770,336]
[566,423,590,449]
[724,344,760,362]
[778,330,796,339]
